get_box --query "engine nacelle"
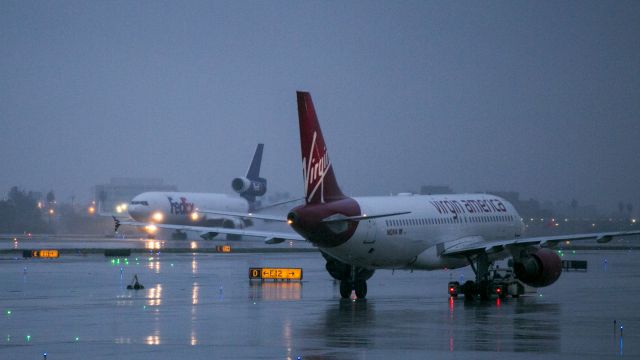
[513,248,562,287]
[231,177,267,202]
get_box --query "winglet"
[113,216,121,232]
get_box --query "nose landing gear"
[322,251,373,299]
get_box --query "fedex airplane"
[121,144,267,240]
[120,92,640,300]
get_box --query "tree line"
[0,186,51,233]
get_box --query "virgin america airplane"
[125,92,640,300]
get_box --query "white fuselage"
[128,192,248,225]
[323,194,524,270]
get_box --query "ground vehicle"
[448,266,525,300]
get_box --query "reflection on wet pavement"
[0,251,638,359]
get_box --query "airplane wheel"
[354,281,367,299]
[339,280,352,299]
[462,280,476,300]
[479,280,490,301]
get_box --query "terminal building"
[93,178,177,214]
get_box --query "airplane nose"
[128,205,147,221]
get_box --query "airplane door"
[363,219,377,244]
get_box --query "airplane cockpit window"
[130,201,149,206]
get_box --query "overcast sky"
[1,1,639,212]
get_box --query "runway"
[0,238,638,359]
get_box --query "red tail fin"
[297,91,345,204]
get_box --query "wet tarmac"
[1,240,638,359]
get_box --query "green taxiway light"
[6,310,11,315]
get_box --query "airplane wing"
[441,230,640,257]
[113,218,305,244]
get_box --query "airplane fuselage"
[317,194,524,271]
[129,192,248,225]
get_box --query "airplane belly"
[411,245,468,270]
[323,226,421,269]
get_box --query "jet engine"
[231,177,267,203]
[222,217,245,241]
[513,248,562,287]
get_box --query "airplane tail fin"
[232,144,267,206]
[297,91,345,204]
[246,143,264,180]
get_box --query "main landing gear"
[448,253,524,301]
[322,252,374,299]
[340,277,369,299]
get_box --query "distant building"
[94,178,177,213]
[420,185,453,195]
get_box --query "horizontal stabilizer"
[254,197,305,211]
[196,209,287,222]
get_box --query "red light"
[449,287,455,293]
[496,288,501,293]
